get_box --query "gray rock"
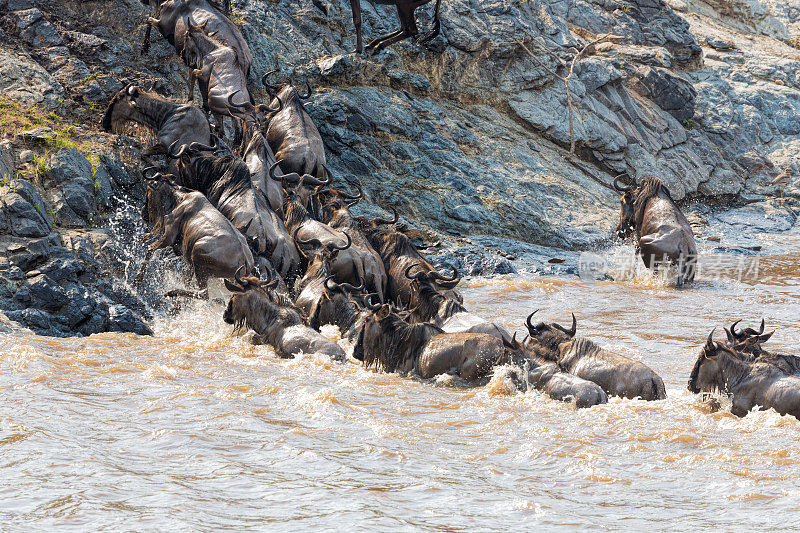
[52,57,92,88]
[0,140,13,181]
[44,148,97,226]
[19,127,54,144]
[0,46,63,109]
[630,66,697,121]
[18,150,35,164]
[1,180,52,237]
[26,274,69,313]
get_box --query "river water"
[2,218,800,531]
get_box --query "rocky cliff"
[0,0,797,336]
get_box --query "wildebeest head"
[262,69,313,103]
[404,264,464,322]
[223,266,281,327]
[613,175,636,239]
[688,329,736,394]
[723,319,773,354]
[523,310,577,361]
[352,299,442,372]
[102,85,142,133]
[142,172,183,229]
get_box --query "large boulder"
[1,179,52,237]
[629,66,697,121]
[43,148,97,227]
[0,46,63,109]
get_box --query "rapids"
[2,228,800,529]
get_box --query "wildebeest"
[262,76,327,178]
[689,331,800,419]
[722,320,800,375]
[172,146,300,278]
[320,189,388,302]
[353,302,508,383]
[282,178,368,287]
[359,220,462,311]
[293,235,360,330]
[525,311,667,400]
[614,175,697,288]
[135,173,253,297]
[102,85,211,165]
[141,0,247,73]
[324,0,442,54]
[243,130,285,213]
[182,21,273,144]
[223,269,346,361]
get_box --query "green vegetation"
[0,97,74,138]
[32,151,49,178]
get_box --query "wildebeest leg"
[165,271,209,300]
[415,0,441,45]
[213,113,225,138]
[312,0,328,15]
[133,248,156,285]
[350,0,363,54]
[365,29,405,53]
[675,255,685,289]
[367,6,417,54]
[187,69,202,103]
[142,15,160,56]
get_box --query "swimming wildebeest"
[359,219,463,310]
[171,145,300,278]
[352,302,508,383]
[318,0,442,54]
[319,187,388,302]
[614,175,697,288]
[135,173,254,297]
[262,74,327,178]
[293,234,359,330]
[102,85,212,165]
[223,269,347,361]
[525,311,667,401]
[722,320,800,375]
[689,330,800,419]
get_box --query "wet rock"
[15,9,64,48]
[26,274,69,313]
[44,148,97,227]
[108,305,153,336]
[18,150,35,164]
[1,180,52,238]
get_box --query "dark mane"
[633,176,675,230]
[364,312,442,372]
[184,154,251,197]
[236,288,304,338]
[412,282,465,322]
[102,88,127,132]
[687,349,705,393]
[284,195,310,230]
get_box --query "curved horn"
[168,140,189,159]
[261,69,280,93]
[324,275,340,292]
[364,293,382,311]
[526,310,540,331]
[730,319,743,337]
[227,91,250,110]
[298,81,312,100]
[757,318,765,335]
[404,264,428,281]
[552,313,577,337]
[373,207,399,225]
[612,174,634,192]
[339,281,364,293]
[340,181,364,203]
[333,232,352,251]
[429,264,459,283]
[187,138,218,152]
[259,269,279,290]
[705,328,716,351]
[234,265,246,285]
[142,165,160,177]
[292,226,321,248]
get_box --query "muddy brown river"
[2,237,800,530]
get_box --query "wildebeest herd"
[100,0,800,420]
